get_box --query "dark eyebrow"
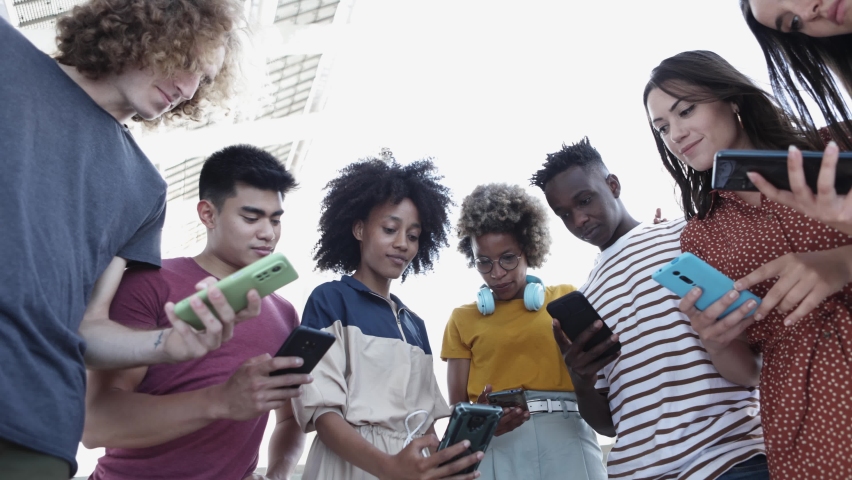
[651,99,682,124]
[572,189,594,201]
[387,215,421,229]
[241,206,284,216]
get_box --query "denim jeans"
[716,454,770,480]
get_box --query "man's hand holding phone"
[161,276,262,363]
[477,385,528,436]
[208,353,312,422]
[551,319,619,391]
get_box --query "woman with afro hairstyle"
[292,157,483,480]
[441,183,606,480]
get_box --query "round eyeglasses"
[474,253,522,274]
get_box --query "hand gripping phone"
[546,291,621,362]
[437,403,503,474]
[270,325,336,379]
[651,252,761,319]
[713,149,852,194]
[486,388,528,411]
[173,253,299,330]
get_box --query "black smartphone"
[546,291,620,362]
[486,388,528,411]
[713,149,852,194]
[437,403,503,474]
[270,326,336,379]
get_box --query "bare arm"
[80,257,261,369]
[266,402,306,480]
[313,412,482,480]
[552,320,617,437]
[446,359,471,405]
[678,288,762,387]
[83,354,310,449]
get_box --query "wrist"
[202,383,229,421]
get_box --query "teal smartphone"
[437,403,503,474]
[651,252,761,319]
[173,253,299,330]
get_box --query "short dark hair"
[199,144,297,209]
[530,137,608,191]
[741,0,852,150]
[313,158,453,281]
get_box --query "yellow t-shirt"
[441,284,576,402]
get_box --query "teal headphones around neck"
[477,275,545,315]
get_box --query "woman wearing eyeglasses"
[441,183,606,480]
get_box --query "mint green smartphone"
[173,253,299,330]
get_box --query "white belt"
[526,399,579,414]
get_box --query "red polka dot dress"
[681,191,852,480]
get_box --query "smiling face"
[353,198,422,285]
[645,86,752,173]
[202,183,284,273]
[543,165,624,250]
[749,0,852,36]
[110,45,226,121]
[471,232,529,301]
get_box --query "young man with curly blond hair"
[0,2,256,478]
[441,183,606,480]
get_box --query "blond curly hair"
[54,0,244,126]
[457,183,551,269]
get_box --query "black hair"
[741,0,852,150]
[199,144,298,209]
[313,158,453,281]
[530,137,608,191]
[642,50,819,220]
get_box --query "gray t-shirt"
[0,19,167,474]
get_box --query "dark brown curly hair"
[313,158,454,282]
[54,0,244,125]
[456,183,551,269]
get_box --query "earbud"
[477,275,545,315]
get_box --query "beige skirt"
[301,423,416,480]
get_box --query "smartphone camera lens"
[272,265,281,272]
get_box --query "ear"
[352,220,364,241]
[197,200,217,229]
[606,174,622,199]
[730,101,739,114]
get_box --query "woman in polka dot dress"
[643,50,852,480]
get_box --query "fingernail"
[593,320,602,328]
[691,287,702,296]
[209,289,221,299]
[295,357,304,366]
[728,291,739,299]
[462,440,471,448]
[829,140,838,148]
[191,298,202,307]
[746,300,756,309]
[789,145,796,152]
[754,313,763,321]
[476,452,485,459]
[733,281,742,290]
[306,375,313,382]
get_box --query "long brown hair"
[642,50,819,220]
[741,0,852,150]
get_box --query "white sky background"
[75,0,776,475]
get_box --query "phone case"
[546,291,621,361]
[652,252,761,318]
[486,388,528,411]
[713,149,852,194]
[438,403,503,474]
[270,326,336,378]
[173,253,299,330]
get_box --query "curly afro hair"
[456,183,551,269]
[54,0,244,127]
[313,158,453,281]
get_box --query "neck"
[352,268,394,300]
[57,63,135,123]
[599,211,640,252]
[193,248,241,280]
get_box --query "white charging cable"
[403,409,429,448]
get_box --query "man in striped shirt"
[530,137,767,480]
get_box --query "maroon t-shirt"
[90,257,299,480]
